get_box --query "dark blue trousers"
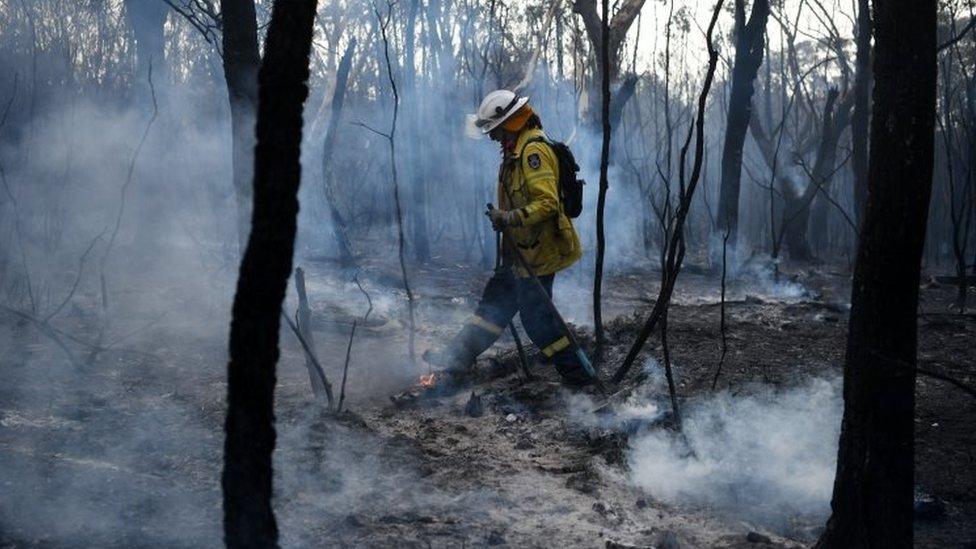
[449,267,587,382]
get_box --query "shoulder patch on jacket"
[527,153,541,169]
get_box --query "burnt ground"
[0,256,973,548]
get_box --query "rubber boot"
[555,362,597,387]
[422,346,473,375]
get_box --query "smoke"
[0,65,236,546]
[272,405,489,548]
[564,360,839,533]
[564,358,667,430]
[0,328,223,547]
[627,375,842,530]
[703,233,811,302]
[561,358,841,535]
[0,1,868,546]
[734,254,808,300]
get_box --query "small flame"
[419,373,437,388]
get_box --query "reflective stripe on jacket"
[497,128,582,277]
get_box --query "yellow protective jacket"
[498,127,583,277]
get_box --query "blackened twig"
[338,274,373,413]
[373,0,417,366]
[337,320,357,413]
[612,0,725,391]
[45,228,106,322]
[100,60,159,310]
[0,304,78,366]
[294,267,329,400]
[712,226,731,390]
[281,310,335,410]
[938,16,976,52]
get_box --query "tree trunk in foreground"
[221,0,261,253]
[815,1,937,546]
[715,0,769,247]
[593,0,611,354]
[222,0,319,546]
[850,0,872,227]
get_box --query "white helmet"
[474,90,529,134]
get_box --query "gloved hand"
[487,208,521,231]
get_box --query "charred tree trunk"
[788,88,853,260]
[808,190,831,254]
[815,0,937,545]
[851,0,872,227]
[968,74,976,280]
[222,0,319,546]
[123,0,168,101]
[403,0,430,262]
[572,0,645,128]
[321,38,357,265]
[804,88,842,258]
[968,73,976,281]
[716,0,769,246]
[124,0,168,251]
[781,193,814,260]
[939,48,974,312]
[593,0,611,353]
[221,0,261,254]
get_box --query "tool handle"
[484,202,597,381]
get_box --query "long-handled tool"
[486,203,602,390]
[496,231,534,381]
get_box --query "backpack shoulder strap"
[518,136,549,159]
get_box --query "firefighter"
[424,90,593,385]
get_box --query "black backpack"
[523,137,585,218]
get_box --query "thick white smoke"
[627,375,842,528]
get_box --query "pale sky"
[629,0,858,74]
